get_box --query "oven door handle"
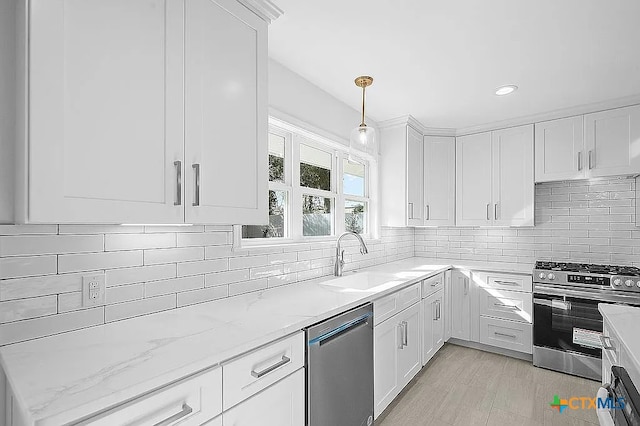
[533,298,552,307]
[533,297,571,310]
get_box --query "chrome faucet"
[334,232,369,276]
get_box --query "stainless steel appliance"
[306,304,374,426]
[533,262,640,380]
[603,366,640,426]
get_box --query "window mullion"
[291,135,303,241]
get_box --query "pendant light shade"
[349,76,375,159]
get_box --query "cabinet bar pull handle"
[494,331,517,339]
[486,203,491,221]
[588,150,594,169]
[251,355,291,378]
[494,280,519,287]
[494,203,498,220]
[494,303,517,309]
[436,301,441,320]
[153,403,193,426]
[408,203,414,219]
[402,321,408,346]
[398,323,405,349]
[174,161,182,206]
[192,164,201,207]
[600,335,614,350]
[464,278,469,296]
[426,204,430,220]
[433,302,438,321]
[577,152,582,171]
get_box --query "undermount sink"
[320,271,403,292]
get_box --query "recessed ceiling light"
[495,85,518,96]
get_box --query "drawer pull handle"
[494,280,519,287]
[494,303,517,309]
[251,355,291,378]
[600,335,614,350]
[494,331,517,339]
[431,281,440,287]
[153,403,193,426]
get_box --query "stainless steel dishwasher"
[306,303,374,426]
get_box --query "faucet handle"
[340,249,345,262]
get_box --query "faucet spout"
[334,232,369,277]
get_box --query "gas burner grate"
[535,261,640,276]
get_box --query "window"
[242,120,373,243]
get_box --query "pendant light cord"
[361,86,366,127]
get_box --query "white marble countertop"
[0,257,532,425]
[599,303,640,385]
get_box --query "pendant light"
[349,76,375,159]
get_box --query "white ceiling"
[268,0,640,130]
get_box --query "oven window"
[533,294,602,358]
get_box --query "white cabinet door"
[535,116,585,182]
[185,0,268,225]
[491,125,534,226]
[424,136,455,226]
[585,105,640,178]
[28,0,185,223]
[456,132,492,226]
[222,369,304,426]
[397,302,421,389]
[374,314,400,418]
[422,289,444,366]
[450,270,470,341]
[407,126,424,225]
[444,270,452,342]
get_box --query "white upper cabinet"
[492,125,534,226]
[456,125,534,227]
[406,127,424,225]
[535,105,640,182]
[185,0,267,225]
[456,132,492,226]
[585,105,640,178]
[379,123,425,227]
[424,136,455,226]
[535,116,584,182]
[19,0,270,224]
[27,0,185,224]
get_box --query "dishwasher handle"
[308,312,372,346]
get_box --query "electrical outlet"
[82,274,106,307]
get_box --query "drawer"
[81,367,222,425]
[475,272,532,293]
[422,273,444,297]
[479,316,532,354]
[374,282,420,325]
[223,331,304,410]
[478,288,532,323]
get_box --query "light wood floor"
[377,343,601,426]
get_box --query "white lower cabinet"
[450,270,471,341]
[422,288,444,366]
[79,367,222,425]
[374,301,421,419]
[478,316,532,354]
[222,368,305,426]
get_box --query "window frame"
[238,117,378,246]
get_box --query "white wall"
[268,58,377,146]
[0,0,15,224]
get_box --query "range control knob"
[636,281,640,288]
[538,273,546,279]
[625,279,634,287]
[548,273,556,281]
[613,278,622,286]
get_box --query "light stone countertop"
[0,257,532,426]
[598,303,640,386]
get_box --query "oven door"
[533,292,602,358]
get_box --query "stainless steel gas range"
[533,261,640,381]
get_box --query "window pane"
[300,144,331,191]
[343,159,365,196]
[269,133,285,183]
[302,195,332,236]
[242,191,287,238]
[345,200,367,234]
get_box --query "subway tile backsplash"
[415,177,639,266]
[0,226,414,346]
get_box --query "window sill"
[232,231,381,252]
